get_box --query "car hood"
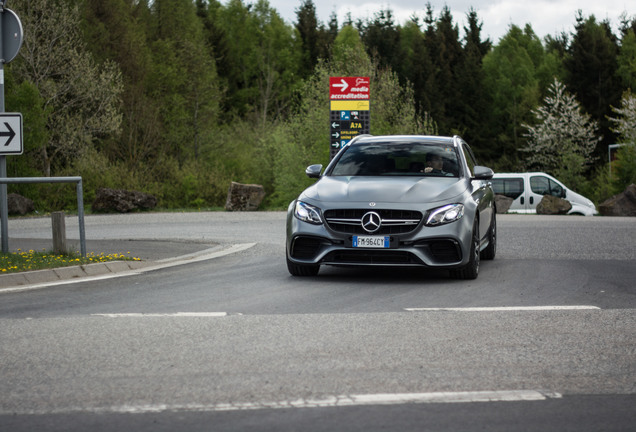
[301,176,467,205]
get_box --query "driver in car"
[424,152,451,175]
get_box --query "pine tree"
[565,13,621,159]
[360,8,400,73]
[456,8,491,153]
[421,5,462,134]
[616,25,636,91]
[295,0,319,77]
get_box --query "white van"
[491,172,597,216]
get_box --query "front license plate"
[352,236,390,248]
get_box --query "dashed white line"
[404,306,600,312]
[92,312,229,318]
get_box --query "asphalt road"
[0,212,634,431]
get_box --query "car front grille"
[324,209,422,235]
[322,250,422,265]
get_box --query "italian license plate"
[352,236,390,248]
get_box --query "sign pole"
[0,2,24,253]
[0,1,8,253]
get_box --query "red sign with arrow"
[329,76,370,100]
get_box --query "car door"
[528,174,565,210]
[492,176,528,213]
[461,142,493,241]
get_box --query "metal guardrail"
[0,177,86,257]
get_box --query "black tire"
[286,255,320,276]
[451,218,480,280]
[481,211,496,261]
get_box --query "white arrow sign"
[0,113,23,155]
[331,78,349,92]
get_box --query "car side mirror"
[305,164,323,179]
[473,166,494,180]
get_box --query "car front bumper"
[286,203,475,269]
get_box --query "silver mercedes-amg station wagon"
[286,135,496,279]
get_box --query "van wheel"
[481,212,496,260]
[451,219,480,280]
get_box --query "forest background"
[4,0,636,212]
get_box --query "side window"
[530,176,550,195]
[548,179,564,197]
[492,178,524,199]
[460,143,477,177]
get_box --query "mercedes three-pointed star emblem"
[361,211,382,233]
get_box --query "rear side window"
[492,178,524,199]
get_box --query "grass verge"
[1,249,141,274]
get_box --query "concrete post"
[51,211,67,255]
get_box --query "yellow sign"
[330,100,370,111]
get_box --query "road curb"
[0,243,255,291]
[0,260,153,289]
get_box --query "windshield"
[329,142,460,177]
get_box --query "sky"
[257,0,632,42]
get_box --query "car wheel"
[286,254,320,276]
[481,211,496,260]
[451,218,480,280]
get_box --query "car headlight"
[426,204,464,226]
[294,201,323,225]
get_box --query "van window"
[530,175,564,197]
[492,178,524,199]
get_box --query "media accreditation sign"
[329,77,370,159]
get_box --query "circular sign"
[2,9,24,63]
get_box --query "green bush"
[611,144,636,192]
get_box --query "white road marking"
[92,312,228,318]
[404,306,600,312]
[2,390,563,415]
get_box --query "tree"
[422,6,463,134]
[149,0,220,164]
[295,0,319,77]
[482,25,542,166]
[8,0,123,177]
[331,25,365,64]
[616,25,636,91]
[397,19,431,115]
[609,92,636,144]
[252,0,302,123]
[607,92,636,192]
[361,9,400,72]
[521,79,600,184]
[81,0,160,167]
[267,30,435,207]
[455,9,491,153]
[216,0,300,122]
[564,12,622,159]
